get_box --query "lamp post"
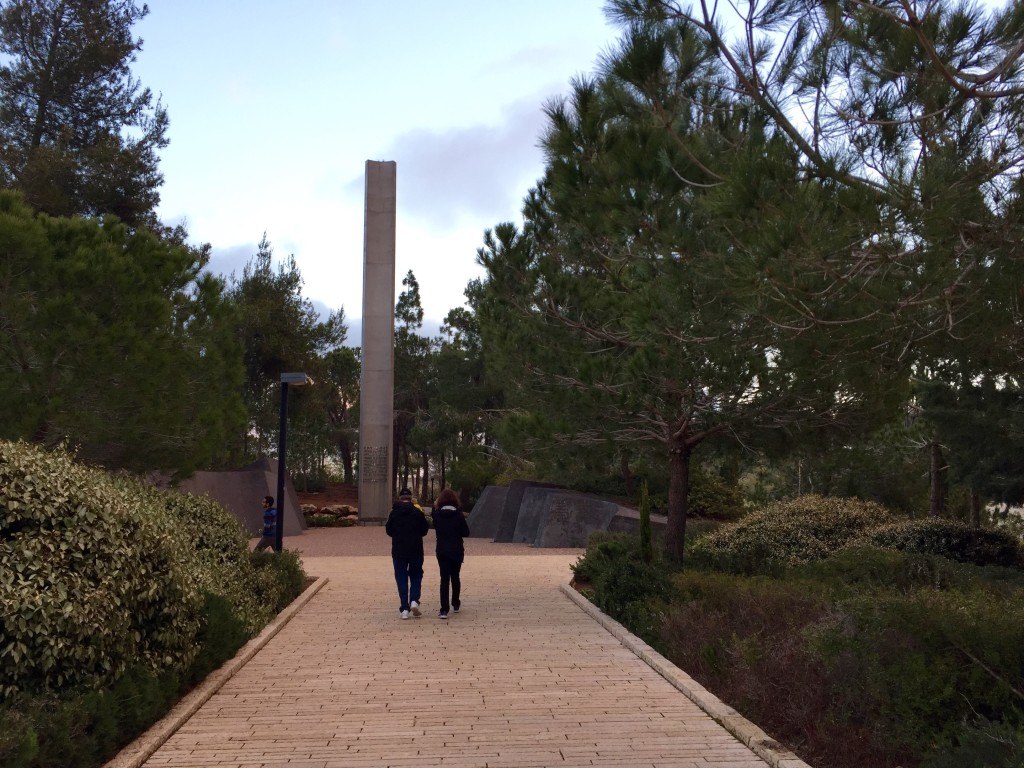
[275,372,314,553]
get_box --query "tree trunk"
[970,490,982,529]
[341,444,353,485]
[929,441,946,517]
[665,437,692,562]
[440,451,447,489]
[621,453,635,498]
[420,450,429,500]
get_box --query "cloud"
[347,95,554,232]
[204,243,254,283]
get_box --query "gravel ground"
[254,524,585,559]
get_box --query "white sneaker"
[400,610,410,620]
[410,601,421,617]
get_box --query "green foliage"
[0,191,245,474]
[572,532,672,643]
[304,512,355,527]
[249,548,306,614]
[0,440,201,698]
[0,590,263,768]
[639,480,653,563]
[0,439,309,766]
[657,554,1024,768]
[226,234,345,464]
[571,532,636,585]
[860,519,1023,569]
[922,717,1024,768]
[687,466,747,520]
[0,0,166,225]
[690,493,896,573]
[0,439,307,701]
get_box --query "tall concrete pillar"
[358,160,397,523]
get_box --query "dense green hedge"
[0,441,201,697]
[0,439,309,768]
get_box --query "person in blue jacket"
[385,487,429,619]
[254,495,277,551]
[432,488,470,619]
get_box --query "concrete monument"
[358,160,397,523]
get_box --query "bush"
[0,591,256,768]
[572,533,672,644]
[657,562,1024,768]
[250,548,306,614]
[688,466,747,520]
[689,493,896,574]
[859,518,1023,569]
[571,532,636,586]
[0,441,201,698]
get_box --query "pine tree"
[0,0,167,225]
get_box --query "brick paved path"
[143,528,769,768]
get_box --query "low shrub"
[859,518,1023,569]
[0,589,258,768]
[571,532,636,586]
[573,533,672,643]
[250,548,306,613]
[689,494,896,574]
[0,441,201,698]
[0,439,310,767]
[922,717,1024,768]
[304,512,355,527]
[656,552,1024,768]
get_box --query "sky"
[133,2,623,338]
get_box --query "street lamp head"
[281,372,314,386]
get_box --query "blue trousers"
[392,556,424,612]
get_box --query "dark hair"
[435,488,460,509]
[264,495,274,506]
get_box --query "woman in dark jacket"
[432,488,470,619]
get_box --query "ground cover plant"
[573,494,1024,767]
[0,440,307,768]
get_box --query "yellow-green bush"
[690,493,895,573]
[0,441,201,698]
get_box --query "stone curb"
[559,583,813,768]
[105,575,330,768]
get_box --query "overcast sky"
[134,2,621,335]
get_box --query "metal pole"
[274,381,289,553]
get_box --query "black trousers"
[436,553,463,612]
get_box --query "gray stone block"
[493,479,562,543]
[606,507,668,536]
[512,486,564,544]
[173,457,305,537]
[466,485,508,538]
[534,491,621,548]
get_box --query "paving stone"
[131,528,779,768]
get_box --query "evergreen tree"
[0,191,244,473]
[474,30,903,561]
[227,234,345,461]
[0,0,168,225]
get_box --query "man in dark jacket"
[385,487,429,619]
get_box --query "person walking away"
[254,495,277,551]
[432,488,470,619]
[385,487,429,619]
